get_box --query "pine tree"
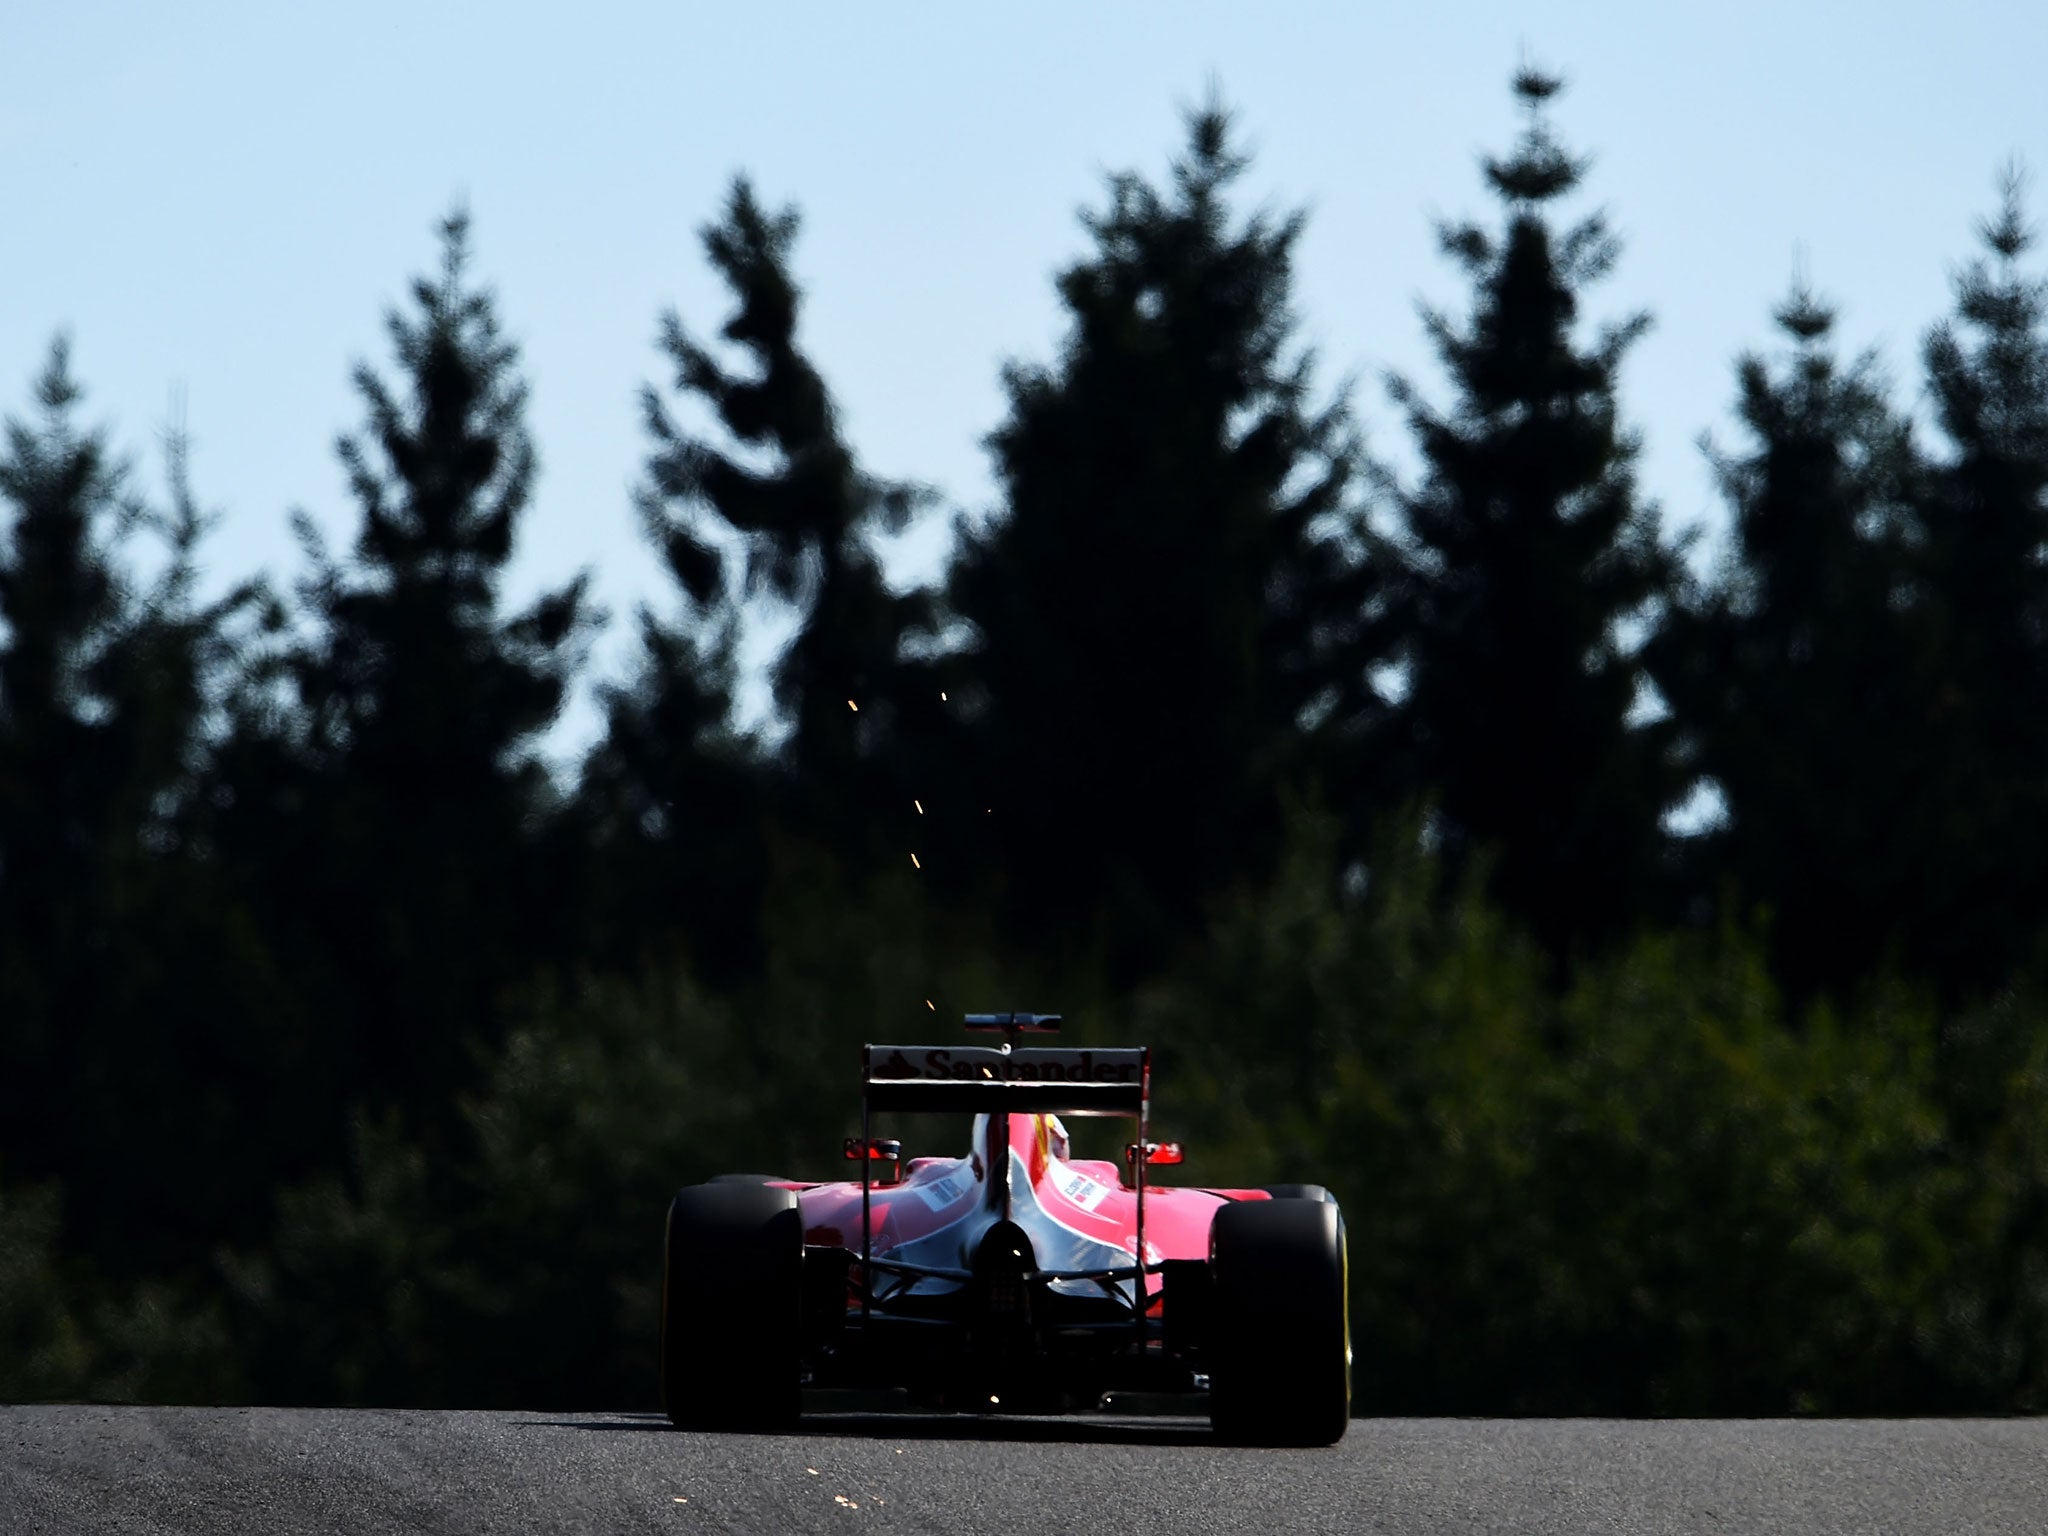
[1915,169,2048,991]
[630,176,930,858]
[0,341,131,1204]
[223,210,593,1131]
[0,342,273,1271]
[1647,280,1927,996]
[944,105,1362,971]
[1375,68,1678,960]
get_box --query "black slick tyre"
[1207,1197,1351,1446]
[660,1182,803,1431]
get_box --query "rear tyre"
[660,1183,803,1431]
[1208,1198,1351,1446]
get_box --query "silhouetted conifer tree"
[629,177,929,859]
[1374,68,1678,960]
[1914,169,2048,992]
[0,341,130,1207]
[0,342,272,1272]
[944,105,1362,972]
[222,211,593,1132]
[576,395,763,977]
[1647,280,1927,995]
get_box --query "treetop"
[1487,64,1584,207]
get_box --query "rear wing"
[863,1044,1148,1117]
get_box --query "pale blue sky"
[4,3,2042,748]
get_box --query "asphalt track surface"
[5,1405,2047,1535]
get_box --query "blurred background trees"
[1371,68,1679,964]
[944,105,1363,979]
[1913,172,2048,994]
[210,210,596,1155]
[6,72,2048,1413]
[1647,279,1929,999]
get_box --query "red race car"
[659,1012,1350,1444]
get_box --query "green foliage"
[0,1175,244,1404]
[190,804,2048,1415]
[0,1179,91,1400]
[209,844,1043,1406]
[1151,808,2048,1412]
[14,770,2048,1418]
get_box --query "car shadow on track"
[802,1413,1215,1446]
[514,1410,1216,1447]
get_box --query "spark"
[673,1496,689,1503]
[910,853,921,869]
[940,691,948,701]
[914,799,923,814]
[846,699,858,712]
[926,999,936,1011]
[807,1468,819,1476]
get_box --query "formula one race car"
[659,1013,1350,1445]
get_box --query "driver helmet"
[1045,1113,1071,1161]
